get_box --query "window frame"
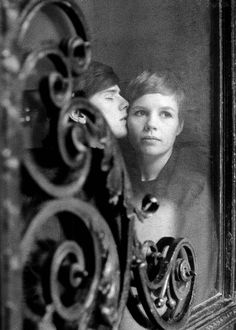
[185,1,236,328]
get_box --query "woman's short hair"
[73,61,119,98]
[126,70,186,122]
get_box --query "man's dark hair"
[73,61,119,98]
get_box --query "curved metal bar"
[17,46,94,197]
[19,46,72,106]
[21,198,106,327]
[58,97,109,168]
[129,237,196,330]
[17,0,90,46]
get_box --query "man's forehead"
[100,85,121,94]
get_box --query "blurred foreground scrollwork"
[0,1,196,329]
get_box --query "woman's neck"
[139,149,173,181]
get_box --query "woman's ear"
[177,120,184,136]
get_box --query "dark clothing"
[132,146,218,305]
[119,143,218,330]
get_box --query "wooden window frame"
[186,0,236,328]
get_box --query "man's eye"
[104,95,114,100]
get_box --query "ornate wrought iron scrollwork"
[1,0,134,329]
[21,198,124,329]
[129,236,196,330]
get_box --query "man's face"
[127,93,183,158]
[89,85,128,138]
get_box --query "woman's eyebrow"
[159,106,176,112]
[131,105,146,110]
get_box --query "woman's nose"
[144,114,158,131]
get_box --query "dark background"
[79,0,212,153]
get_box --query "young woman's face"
[127,93,183,158]
[89,85,128,138]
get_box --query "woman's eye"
[134,110,146,116]
[160,111,172,118]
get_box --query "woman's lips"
[142,136,161,141]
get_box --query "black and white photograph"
[0,0,235,329]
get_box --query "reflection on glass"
[82,0,219,321]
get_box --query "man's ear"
[177,120,184,136]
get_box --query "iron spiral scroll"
[1,0,134,328]
[129,236,196,330]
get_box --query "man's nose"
[119,97,129,112]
